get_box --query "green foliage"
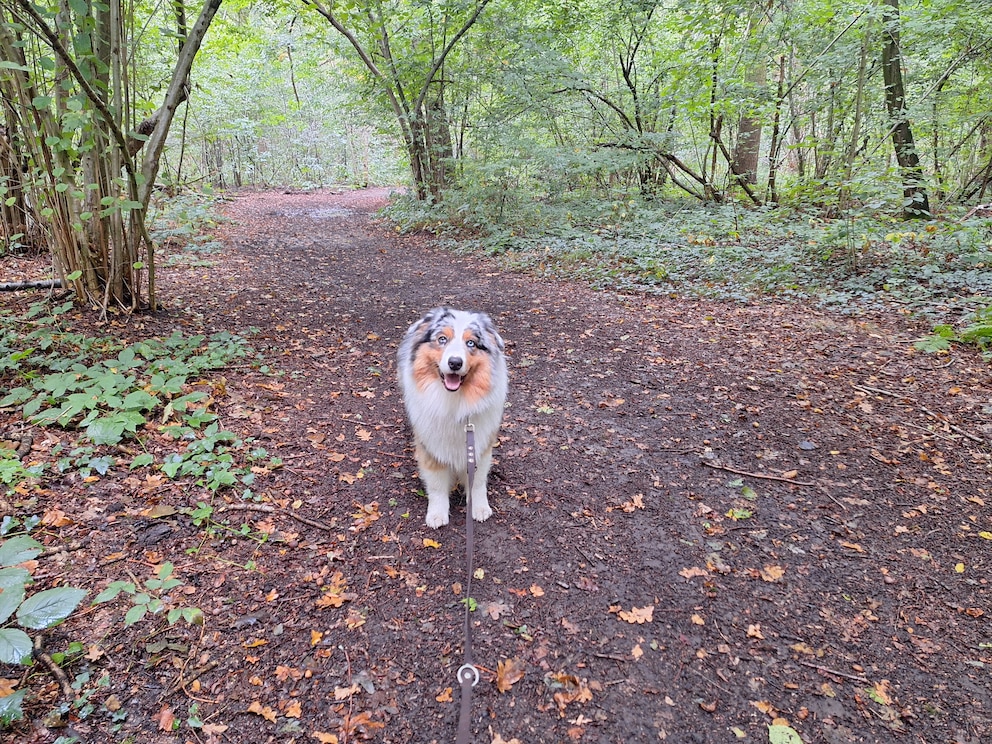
[0,530,87,724]
[1,303,249,452]
[93,562,203,628]
[386,191,992,326]
[916,303,992,359]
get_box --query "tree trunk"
[881,0,931,218]
[732,63,765,185]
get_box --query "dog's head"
[407,307,504,395]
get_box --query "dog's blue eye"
[466,340,476,348]
[436,335,448,345]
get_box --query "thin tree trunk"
[881,0,931,218]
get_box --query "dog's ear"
[480,313,505,352]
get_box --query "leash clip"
[457,663,480,688]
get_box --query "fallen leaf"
[334,684,361,700]
[311,630,324,646]
[242,638,268,649]
[767,723,803,743]
[247,701,277,723]
[496,657,526,692]
[840,540,865,553]
[436,687,453,702]
[690,613,705,626]
[154,705,176,732]
[752,700,777,716]
[312,733,339,744]
[530,584,545,597]
[760,565,785,582]
[631,644,643,660]
[491,734,523,744]
[356,428,372,441]
[0,679,17,697]
[285,700,302,718]
[679,566,709,580]
[618,605,654,624]
[203,722,229,735]
[423,538,441,549]
[747,623,764,639]
[485,600,511,620]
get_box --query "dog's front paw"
[425,507,450,529]
[472,499,493,523]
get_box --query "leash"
[456,422,480,744]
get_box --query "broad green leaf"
[768,724,803,744]
[0,535,43,566]
[16,587,87,629]
[0,581,25,624]
[124,603,147,626]
[0,628,33,665]
[130,453,155,469]
[0,687,27,724]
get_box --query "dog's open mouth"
[443,372,463,391]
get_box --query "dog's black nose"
[447,356,463,371]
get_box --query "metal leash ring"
[457,663,480,687]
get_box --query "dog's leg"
[470,446,495,523]
[416,443,453,528]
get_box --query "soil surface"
[2,188,991,744]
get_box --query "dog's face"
[408,308,504,404]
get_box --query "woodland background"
[0,0,991,322]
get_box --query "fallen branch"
[33,634,75,699]
[0,279,61,291]
[701,459,816,487]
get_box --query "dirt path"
[6,188,992,743]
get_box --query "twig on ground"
[33,634,75,699]
[796,659,869,684]
[701,459,816,487]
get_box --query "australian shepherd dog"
[397,307,508,528]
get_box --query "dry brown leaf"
[153,705,176,732]
[679,566,709,580]
[496,657,527,692]
[485,601,511,620]
[631,644,644,660]
[530,584,545,597]
[334,683,361,700]
[690,613,705,626]
[312,732,339,744]
[247,701,277,723]
[618,605,654,624]
[285,700,302,718]
[747,623,764,639]
[0,679,17,697]
[759,565,785,582]
[436,687,453,702]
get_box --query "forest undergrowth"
[383,190,992,358]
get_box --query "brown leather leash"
[456,423,480,744]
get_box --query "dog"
[397,307,507,528]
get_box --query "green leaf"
[66,270,83,281]
[768,724,803,744]
[130,453,155,469]
[32,95,52,109]
[0,628,32,665]
[16,586,87,629]
[93,580,135,604]
[0,687,27,724]
[124,603,147,626]
[0,535,43,566]
[0,61,29,72]
[0,580,25,624]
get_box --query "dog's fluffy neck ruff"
[403,366,505,469]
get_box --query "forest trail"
[7,188,992,743]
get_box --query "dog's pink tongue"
[444,373,462,391]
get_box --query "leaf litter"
[1,188,990,743]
